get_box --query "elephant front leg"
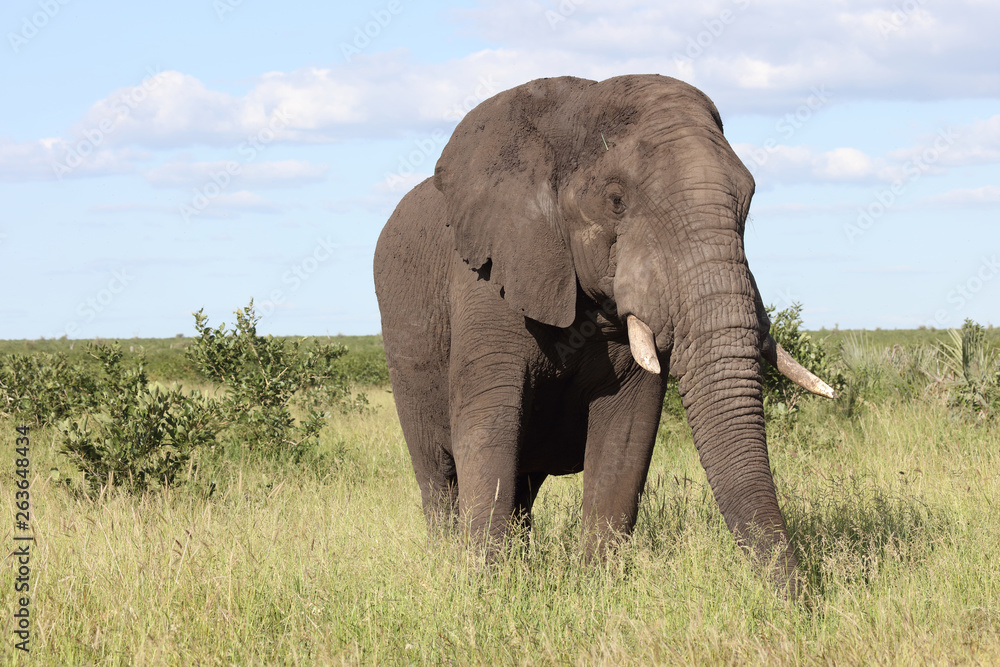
[450,401,523,547]
[447,287,535,549]
[580,366,666,559]
[454,417,518,547]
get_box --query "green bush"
[186,302,368,457]
[0,352,100,425]
[59,343,218,492]
[55,302,375,493]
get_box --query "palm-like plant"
[937,320,1000,418]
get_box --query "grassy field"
[814,326,1000,350]
[2,330,1000,664]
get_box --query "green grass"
[2,332,1000,663]
[815,326,1000,350]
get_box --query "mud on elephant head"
[376,74,836,596]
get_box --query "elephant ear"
[434,77,591,329]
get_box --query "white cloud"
[736,143,883,185]
[815,147,879,181]
[459,0,1000,110]
[6,2,1000,191]
[64,57,520,149]
[72,70,301,148]
[736,111,1000,186]
[0,54,517,182]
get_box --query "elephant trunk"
[610,145,804,593]
[617,220,800,590]
[676,289,800,595]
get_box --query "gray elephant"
[374,75,834,594]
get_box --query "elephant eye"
[610,194,627,215]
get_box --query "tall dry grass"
[3,382,1000,664]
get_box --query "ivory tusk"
[627,315,661,375]
[761,334,837,399]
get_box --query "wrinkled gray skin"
[375,75,801,593]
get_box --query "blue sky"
[2,0,998,339]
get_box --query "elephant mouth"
[625,313,836,399]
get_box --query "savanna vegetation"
[2,304,999,664]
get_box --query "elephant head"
[433,75,832,590]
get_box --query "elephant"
[373,74,835,594]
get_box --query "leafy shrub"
[0,352,100,425]
[59,343,218,492]
[55,302,374,493]
[186,302,367,457]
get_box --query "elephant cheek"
[611,255,672,351]
[567,220,617,302]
